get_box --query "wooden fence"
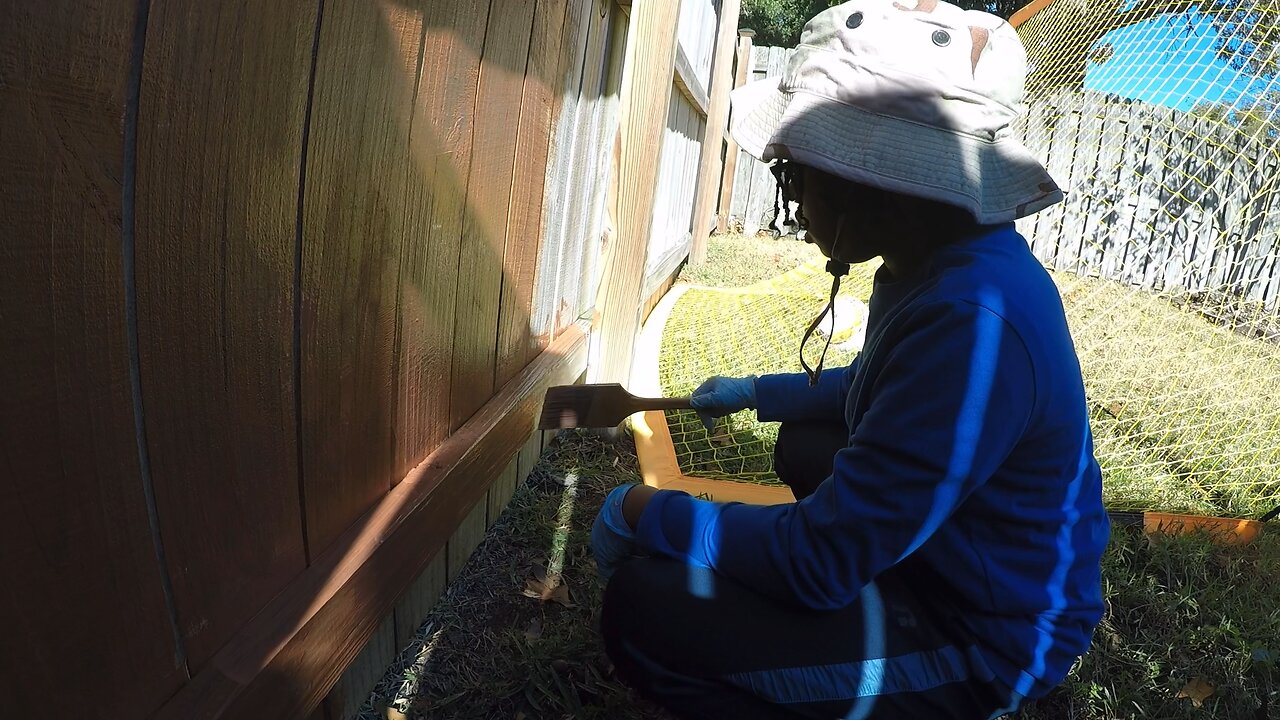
[0,0,740,718]
[723,53,1280,310]
[641,0,723,299]
[726,45,796,236]
[1018,91,1280,309]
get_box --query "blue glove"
[591,484,639,580]
[688,376,758,431]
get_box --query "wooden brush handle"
[640,396,693,411]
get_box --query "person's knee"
[774,421,847,499]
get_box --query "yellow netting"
[646,0,1280,518]
[657,259,878,486]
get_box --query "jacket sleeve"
[634,300,1037,609]
[753,362,858,424]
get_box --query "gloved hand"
[688,375,758,432]
[591,484,639,580]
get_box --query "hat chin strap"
[801,212,853,387]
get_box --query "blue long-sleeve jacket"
[634,224,1109,698]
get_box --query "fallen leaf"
[553,582,577,607]
[521,572,576,608]
[525,617,543,642]
[521,578,546,599]
[1106,401,1125,417]
[1176,677,1215,707]
[385,708,406,720]
[515,713,526,720]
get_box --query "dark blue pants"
[601,421,1023,719]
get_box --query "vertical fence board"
[447,502,489,581]
[134,0,313,669]
[593,0,684,383]
[554,0,613,334]
[0,1,186,715]
[329,613,396,720]
[397,0,490,475]
[449,0,537,429]
[531,0,593,343]
[487,456,522,526]
[495,0,571,385]
[301,0,425,555]
[394,552,448,648]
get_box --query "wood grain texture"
[530,0,594,345]
[594,0,684,384]
[486,456,521,527]
[673,41,710,116]
[716,31,754,233]
[301,0,425,555]
[574,0,627,325]
[396,0,489,477]
[689,0,742,263]
[153,326,589,720]
[329,613,395,720]
[447,501,488,581]
[449,0,538,429]
[134,0,314,669]
[495,0,572,386]
[0,1,187,715]
[394,551,447,648]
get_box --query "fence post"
[689,0,744,265]
[591,0,684,384]
[715,29,755,235]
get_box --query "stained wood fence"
[0,0,741,718]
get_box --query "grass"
[353,234,1280,718]
[358,431,1279,719]
[658,234,1280,518]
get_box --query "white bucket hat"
[730,0,1063,224]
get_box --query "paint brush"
[538,383,692,429]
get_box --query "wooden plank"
[396,0,490,476]
[557,0,614,336]
[0,1,189,715]
[518,429,544,480]
[673,41,710,115]
[300,0,426,554]
[154,326,590,720]
[134,0,314,669]
[717,30,754,233]
[578,1,630,322]
[328,613,396,720]
[495,0,572,385]
[487,456,522,527]
[448,501,489,580]
[691,0,743,262]
[449,0,538,430]
[530,0,594,345]
[394,552,447,648]
[593,0,684,383]
[1110,100,1145,285]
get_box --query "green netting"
[655,239,1280,516]
[650,2,1280,518]
[658,256,877,485]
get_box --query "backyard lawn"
[357,234,1279,719]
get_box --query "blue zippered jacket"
[634,224,1109,699]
